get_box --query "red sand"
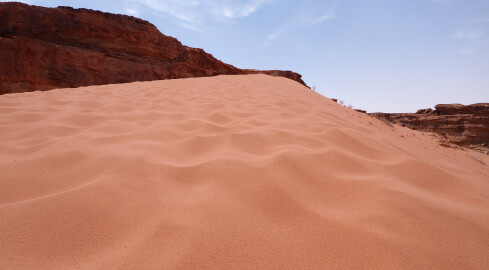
[1,74,488,269]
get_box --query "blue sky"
[5,0,489,112]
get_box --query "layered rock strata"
[0,2,306,94]
[370,103,489,152]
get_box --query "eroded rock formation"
[0,2,306,94]
[370,103,489,152]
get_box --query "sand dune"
[1,74,488,269]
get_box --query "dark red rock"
[435,103,489,116]
[0,2,307,94]
[370,103,489,151]
[242,69,307,86]
[434,104,466,115]
[416,108,433,114]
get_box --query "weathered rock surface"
[370,103,489,152]
[0,2,306,94]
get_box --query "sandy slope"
[0,74,488,269]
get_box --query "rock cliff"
[0,2,306,94]
[370,103,489,152]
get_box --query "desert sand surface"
[1,74,488,269]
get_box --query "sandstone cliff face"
[0,2,306,94]
[370,103,489,152]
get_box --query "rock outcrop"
[0,2,306,94]
[370,103,489,152]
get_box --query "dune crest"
[1,75,488,269]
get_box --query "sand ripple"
[1,75,488,269]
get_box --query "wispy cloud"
[1,0,33,3]
[453,29,485,40]
[130,0,201,24]
[124,8,140,16]
[453,19,489,54]
[460,48,476,54]
[129,0,273,30]
[267,10,334,43]
[476,18,489,24]
[218,0,273,19]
